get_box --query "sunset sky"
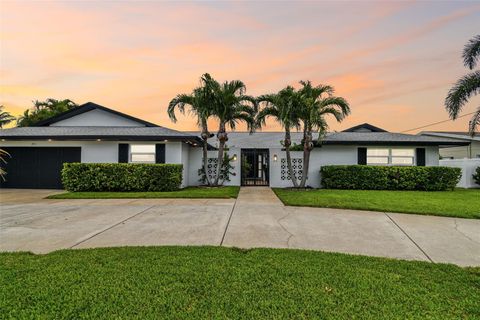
[1,1,479,133]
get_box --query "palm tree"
[0,149,10,181]
[17,99,77,127]
[298,80,350,188]
[168,85,214,186]
[202,74,257,185]
[0,106,15,128]
[445,34,480,135]
[257,86,302,187]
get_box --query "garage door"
[0,147,81,189]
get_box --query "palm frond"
[445,70,480,119]
[468,107,480,135]
[463,34,480,70]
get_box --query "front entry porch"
[240,149,269,186]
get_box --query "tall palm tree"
[298,80,350,188]
[257,86,302,187]
[168,85,214,186]
[202,74,257,185]
[0,106,15,128]
[445,34,480,135]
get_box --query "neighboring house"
[419,131,480,159]
[0,103,467,189]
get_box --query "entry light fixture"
[233,154,237,161]
[273,154,278,162]
[47,139,52,142]
[96,139,101,142]
[1,139,5,142]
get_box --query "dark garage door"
[0,147,81,189]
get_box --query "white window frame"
[367,148,415,166]
[129,144,156,164]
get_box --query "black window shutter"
[358,147,367,165]
[118,144,129,163]
[155,144,165,164]
[416,148,426,166]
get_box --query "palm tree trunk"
[299,127,312,188]
[214,122,227,186]
[284,129,298,188]
[200,121,212,186]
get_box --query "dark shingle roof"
[220,132,469,148]
[0,126,200,142]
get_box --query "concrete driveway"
[1,188,479,267]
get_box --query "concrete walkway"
[1,188,479,266]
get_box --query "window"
[130,144,155,163]
[367,148,415,166]
[391,149,414,165]
[367,148,389,165]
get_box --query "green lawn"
[48,186,240,199]
[273,188,480,219]
[1,247,478,319]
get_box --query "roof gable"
[34,102,158,127]
[342,123,388,133]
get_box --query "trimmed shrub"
[474,166,480,185]
[320,165,461,191]
[62,163,183,192]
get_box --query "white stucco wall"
[187,148,241,186]
[50,109,145,127]
[186,145,441,188]
[440,159,480,188]
[0,140,119,163]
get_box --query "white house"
[419,131,480,159]
[0,103,468,189]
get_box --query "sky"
[1,1,479,133]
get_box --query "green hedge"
[474,166,480,185]
[62,163,183,192]
[320,165,461,191]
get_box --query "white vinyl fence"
[439,159,480,188]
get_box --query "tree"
[202,74,257,186]
[257,86,302,187]
[168,84,215,186]
[445,34,480,135]
[298,80,350,188]
[0,106,15,128]
[0,149,10,181]
[17,99,77,127]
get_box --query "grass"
[273,188,480,219]
[1,246,479,319]
[47,186,240,199]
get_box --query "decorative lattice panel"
[206,158,218,181]
[280,158,303,180]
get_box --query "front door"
[241,149,269,186]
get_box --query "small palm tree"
[168,84,214,186]
[257,86,302,187]
[298,81,350,188]
[202,74,257,186]
[445,34,480,135]
[0,106,15,128]
[0,149,10,181]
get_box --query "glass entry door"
[241,149,269,186]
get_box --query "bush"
[62,163,183,192]
[474,166,480,185]
[320,165,461,191]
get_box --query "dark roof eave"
[34,102,159,127]
[0,135,201,142]
[319,141,470,146]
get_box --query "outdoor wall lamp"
[273,154,278,162]
[233,154,237,161]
